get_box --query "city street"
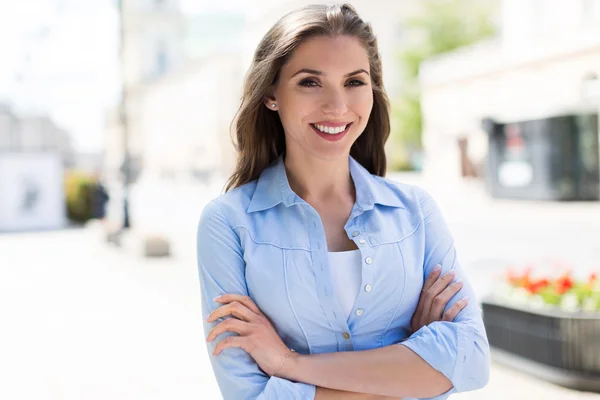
[1,175,599,400]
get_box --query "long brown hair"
[225,3,391,192]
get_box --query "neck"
[284,152,354,203]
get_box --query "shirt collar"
[247,155,405,213]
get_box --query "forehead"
[282,35,370,75]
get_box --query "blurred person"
[197,4,489,399]
[91,172,110,224]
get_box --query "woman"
[197,4,490,399]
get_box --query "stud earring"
[271,103,276,109]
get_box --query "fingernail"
[213,296,221,302]
[433,265,441,272]
[462,296,469,302]
[455,280,463,285]
[447,270,456,276]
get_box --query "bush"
[64,170,95,223]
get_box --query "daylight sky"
[0,0,275,152]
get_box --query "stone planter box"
[482,298,600,392]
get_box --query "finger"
[213,336,247,356]
[442,296,469,322]
[429,281,464,320]
[412,265,443,327]
[421,269,456,318]
[207,301,257,323]
[214,294,262,314]
[206,318,249,342]
[428,269,457,297]
[422,264,442,292]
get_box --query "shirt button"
[359,239,367,245]
[356,308,364,316]
[365,257,373,265]
[342,332,351,339]
[352,231,360,237]
[364,284,372,292]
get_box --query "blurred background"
[0,0,599,399]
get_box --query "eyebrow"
[290,68,370,78]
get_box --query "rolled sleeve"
[400,189,490,397]
[198,201,316,400]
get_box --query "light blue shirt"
[197,156,490,400]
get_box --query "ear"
[263,94,277,111]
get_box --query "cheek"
[280,96,317,126]
[349,90,374,118]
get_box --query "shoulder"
[198,180,258,228]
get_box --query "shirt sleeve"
[399,189,491,398]
[197,200,317,400]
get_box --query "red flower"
[525,278,550,294]
[555,274,574,295]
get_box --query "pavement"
[1,173,599,400]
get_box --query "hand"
[410,265,468,334]
[205,294,294,377]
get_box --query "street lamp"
[118,0,130,229]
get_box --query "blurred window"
[584,0,600,20]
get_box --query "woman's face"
[268,35,373,162]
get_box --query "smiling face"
[267,35,374,163]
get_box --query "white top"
[327,250,362,321]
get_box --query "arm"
[399,189,490,397]
[279,341,449,398]
[275,190,490,399]
[199,201,394,400]
[198,201,316,400]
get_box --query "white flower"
[559,293,579,312]
[529,295,546,310]
[582,297,598,312]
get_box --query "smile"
[310,122,353,142]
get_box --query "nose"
[321,88,348,116]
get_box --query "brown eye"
[347,79,366,87]
[298,79,319,87]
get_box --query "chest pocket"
[240,206,316,352]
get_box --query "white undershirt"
[327,250,362,321]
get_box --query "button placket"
[308,211,349,347]
[347,232,375,332]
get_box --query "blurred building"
[420,0,600,183]
[104,0,185,182]
[0,103,69,232]
[0,103,74,164]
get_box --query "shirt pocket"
[241,222,316,353]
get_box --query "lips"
[310,122,353,142]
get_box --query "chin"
[310,146,352,162]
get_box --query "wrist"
[276,349,305,381]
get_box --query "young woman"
[197,4,490,399]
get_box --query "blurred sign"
[582,77,600,102]
[0,153,67,232]
[498,161,534,188]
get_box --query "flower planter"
[482,298,600,392]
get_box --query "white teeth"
[314,124,348,134]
